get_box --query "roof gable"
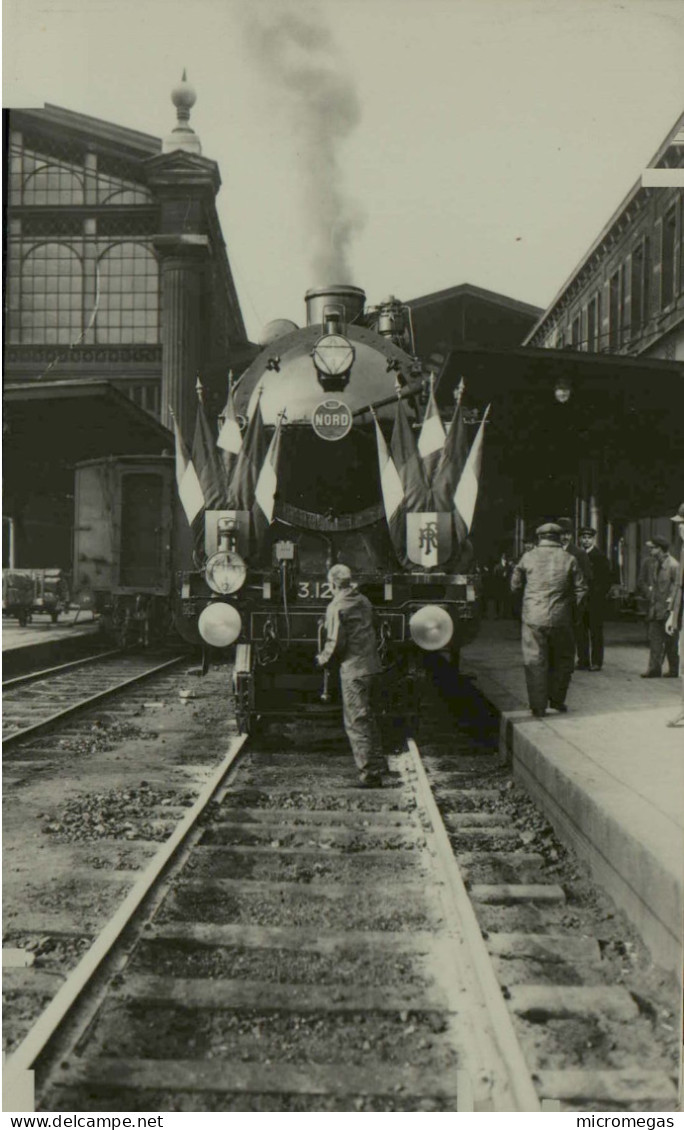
[9,104,161,161]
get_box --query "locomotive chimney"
[305,285,366,328]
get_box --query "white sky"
[3,0,684,342]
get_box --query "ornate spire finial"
[163,70,202,155]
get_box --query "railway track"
[2,652,187,748]
[4,685,678,1113]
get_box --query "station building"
[523,111,684,591]
[416,114,683,590]
[3,77,256,568]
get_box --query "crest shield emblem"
[406,512,452,567]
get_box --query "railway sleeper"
[535,1068,678,1109]
[52,1057,461,1101]
[506,983,640,1023]
[469,883,566,905]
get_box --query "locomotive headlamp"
[198,602,242,648]
[312,333,355,391]
[205,550,246,595]
[409,605,454,651]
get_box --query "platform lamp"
[554,375,573,404]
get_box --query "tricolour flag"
[373,412,405,561]
[172,414,204,527]
[432,380,469,513]
[417,374,446,483]
[453,405,490,537]
[193,396,226,512]
[217,377,242,461]
[254,410,286,539]
[391,397,429,512]
[226,393,268,511]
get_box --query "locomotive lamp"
[198,602,242,648]
[312,333,355,391]
[408,605,454,651]
[205,549,246,595]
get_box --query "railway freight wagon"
[72,455,175,646]
[177,285,483,734]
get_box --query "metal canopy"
[3,380,172,467]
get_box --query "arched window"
[96,242,159,344]
[99,186,153,206]
[19,243,83,344]
[23,163,84,206]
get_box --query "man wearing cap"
[638,540,657,606]
[315,564,386,788]
[642,536,679,679]
[665,504,684,726]
[511,523,588,717]
[578,527,613,671]
[557,518,593,669]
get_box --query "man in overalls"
[315,564,386,788]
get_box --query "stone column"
[154,235,209,437]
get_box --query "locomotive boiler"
[175,284,482,733]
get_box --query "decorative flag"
[193,387,226,512]
[217,373,242,485]
[391,396,430,512]
[453,405,490,538]
[226,392,268,510]
[417,373,446,482]
[432,379,469,512]
[373,410,405,560]
[254,409,286,529]
[171,413,204,527]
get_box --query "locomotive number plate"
[297,581,333,600]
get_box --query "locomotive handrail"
[351,382,423,419]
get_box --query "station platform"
[2,610,100,677]
[460,619,683,978]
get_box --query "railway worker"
[641,535,679,680]
[315,564,386,788]
[511,523,588,718]
[577,527,613,671]
[665,504,684,727]
[557,517,593,669]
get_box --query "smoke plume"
[241,6,365,284]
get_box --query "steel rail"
[406,736,541,1112]
[2,655,187,748]
[2,649,124,691]
[4,731,249,1096]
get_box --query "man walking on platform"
[315,564,386,788]
[642,536,679,679]
[665,504,684,727]
[511,523,588,718]
[578,527,612,671]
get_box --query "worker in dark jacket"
[665,504,684,726]
[511,523,588,717]
[577,527,612,671]
[316,564,386,788]
[557,517,593,668]
[642,535,679,679]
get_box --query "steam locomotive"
[174,284,482,733]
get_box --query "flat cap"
[671,502,684,523]
[556,517,573,533]
[651,535,669,551]
[578,526,596,536]
[537,522,562,537]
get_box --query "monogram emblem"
[406,513,452,567]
